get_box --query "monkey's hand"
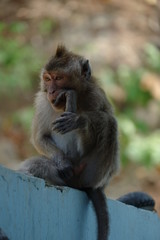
[54,90,66,107]
[54,89,77,113]
[52,112,86,134]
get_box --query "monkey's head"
[41,45,91,109]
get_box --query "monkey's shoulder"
[80,84,113,113]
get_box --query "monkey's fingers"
[52,116,72,129]
[61,112,76,117]
[58,125,77,134]
[53,115,77,127]
[53,116,69,124]
[54,91,66,106]
[52,113,78,133]
[52,112,76,123]
[53,112,76,123]
[62,112,87,129]
[53,120,77,134]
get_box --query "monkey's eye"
[45,77,51,82]
[55,76,62,81]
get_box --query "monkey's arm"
[52,89,80,134]
[32,116,63,160]
[53,109,118,155]
[65,90,77,113]
[31,92,73,169]
[53,88,116,145]
[52,109,118,188]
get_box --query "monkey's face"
[41,45,92,110]
[43,70,69,110]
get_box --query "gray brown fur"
[19,45,119,240]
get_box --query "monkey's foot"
[18,157,55,180]
[52,112,79,134]
[18,163,34,176]
[58,164,74,181]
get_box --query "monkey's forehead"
[44,56,83,73]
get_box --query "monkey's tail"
[85,188,109,240]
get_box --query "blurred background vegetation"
[0,0,160,212]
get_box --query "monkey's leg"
[18,156,71,186]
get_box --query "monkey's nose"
[49,90,55,94]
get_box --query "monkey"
[18,45,157,240]
[18,45,119,240]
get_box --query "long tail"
[85,188,109,240]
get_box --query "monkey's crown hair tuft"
[55,45,67,58]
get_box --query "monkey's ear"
[81,60,91,80]
[55,45,67,58]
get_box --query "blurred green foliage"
[10,22,29,33]
[0,20,160,167]
[119,116,160,167]
[117,66,151,106]
[144,43,160,72]
[0,22,42,95]
[12,107,34,132]
[39,18,58,35]
[100,44,160,167]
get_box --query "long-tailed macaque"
[19,45,119,240]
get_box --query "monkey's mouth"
[53,98,66,108]
[49,91,66,109]
[46,89,68,111]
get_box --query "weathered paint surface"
[0,165,160,240]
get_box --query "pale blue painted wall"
[0,165,160,240]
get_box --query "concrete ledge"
[0,165,160,240]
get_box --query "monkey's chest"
[51,131,83,160]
